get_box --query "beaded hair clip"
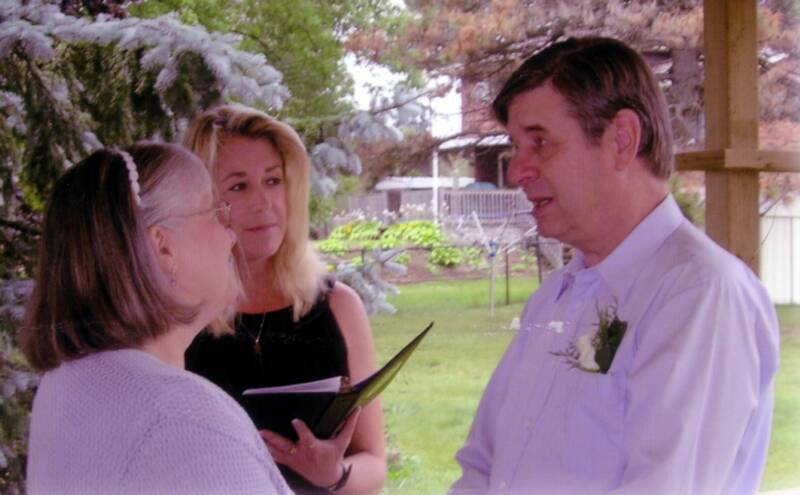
[118,150,142,206]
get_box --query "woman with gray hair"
[20,142,291,494]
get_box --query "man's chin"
[535,222,558,240]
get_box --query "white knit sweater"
[27,348,292,494]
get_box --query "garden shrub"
[320,219,473,268]
[330,220,382,242]
[379,221,444,249]
[391,251,410,266]
[428,246,464,267]
[318,238,348,256]
[462,247,486,269]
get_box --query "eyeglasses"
[180,201,232,228]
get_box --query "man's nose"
[507,152,541,187]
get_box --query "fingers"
[260,429,293,450]
[263,410,362,481]
[260,429,296,465]
[290,418,316,447]
[333,407,362,448]
[265,415,362,488]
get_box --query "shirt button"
[498,481,507,489]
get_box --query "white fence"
[345,192,388,220]
[341,189,533,228]
[761,199,800,305]
[443,190,533,226]
[341,189,799,306]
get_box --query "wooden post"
[505,249,510,305]
[702,0,760,273]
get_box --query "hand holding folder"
[240,322,434,440]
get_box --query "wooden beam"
[676,149,800,172]
[704,0,759,148]
[705,170,761,268]
[702,0,761,274]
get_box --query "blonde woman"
[184,104,386,494]
[21,143,290,494]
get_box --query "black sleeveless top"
[185,279,349,494]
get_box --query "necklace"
[251,312,268,355]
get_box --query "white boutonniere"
[552,304,628,374]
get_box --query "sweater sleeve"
[120,416,292,495]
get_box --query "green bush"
[380,221,444,249]
[329,220,383,242]
[321,219,474,269]
[391,251,411,266]
[669,176,704,226]
[428,246,464,267]
[461,247,486,269]
[318,238,348,256]
[323,219,449,252]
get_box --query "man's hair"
[493,37,674,178]
[20,142,209,371]
[184,104,325,321]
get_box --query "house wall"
[461,79,511,187]
[461,78,504,135]
[474,146,507,186]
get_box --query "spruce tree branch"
[0,218,40,236]
[369,86,445,115]
[232,28,274,54]
[286,84,449,132]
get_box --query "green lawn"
[371,280,800,494]
[763,305,800,491]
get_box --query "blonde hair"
[20,143,209,371]
[184,104,325,320]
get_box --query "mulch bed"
[383,249,539,284]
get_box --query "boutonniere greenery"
[552,304,628,374]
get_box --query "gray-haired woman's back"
[27,348,291,495]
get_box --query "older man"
[452,37,780,495]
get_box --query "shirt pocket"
[564,371,626,481]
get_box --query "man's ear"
[611,109,642,170]
[147,225,176,279]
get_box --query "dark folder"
[240,322,433,440]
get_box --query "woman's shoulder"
[327,281,371,334]
[119,371,287,494]
[33,350,264,457]
[297,277,356,322]
[77,349,249,429]
[325,282,375,366]
[143,363,251,428]
[327,280,365,312]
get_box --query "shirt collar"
[592,194,684,300]
[555,194,684,302]
[554,254,581,299]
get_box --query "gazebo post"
[677,0,800,276]
[702,0,760,273]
